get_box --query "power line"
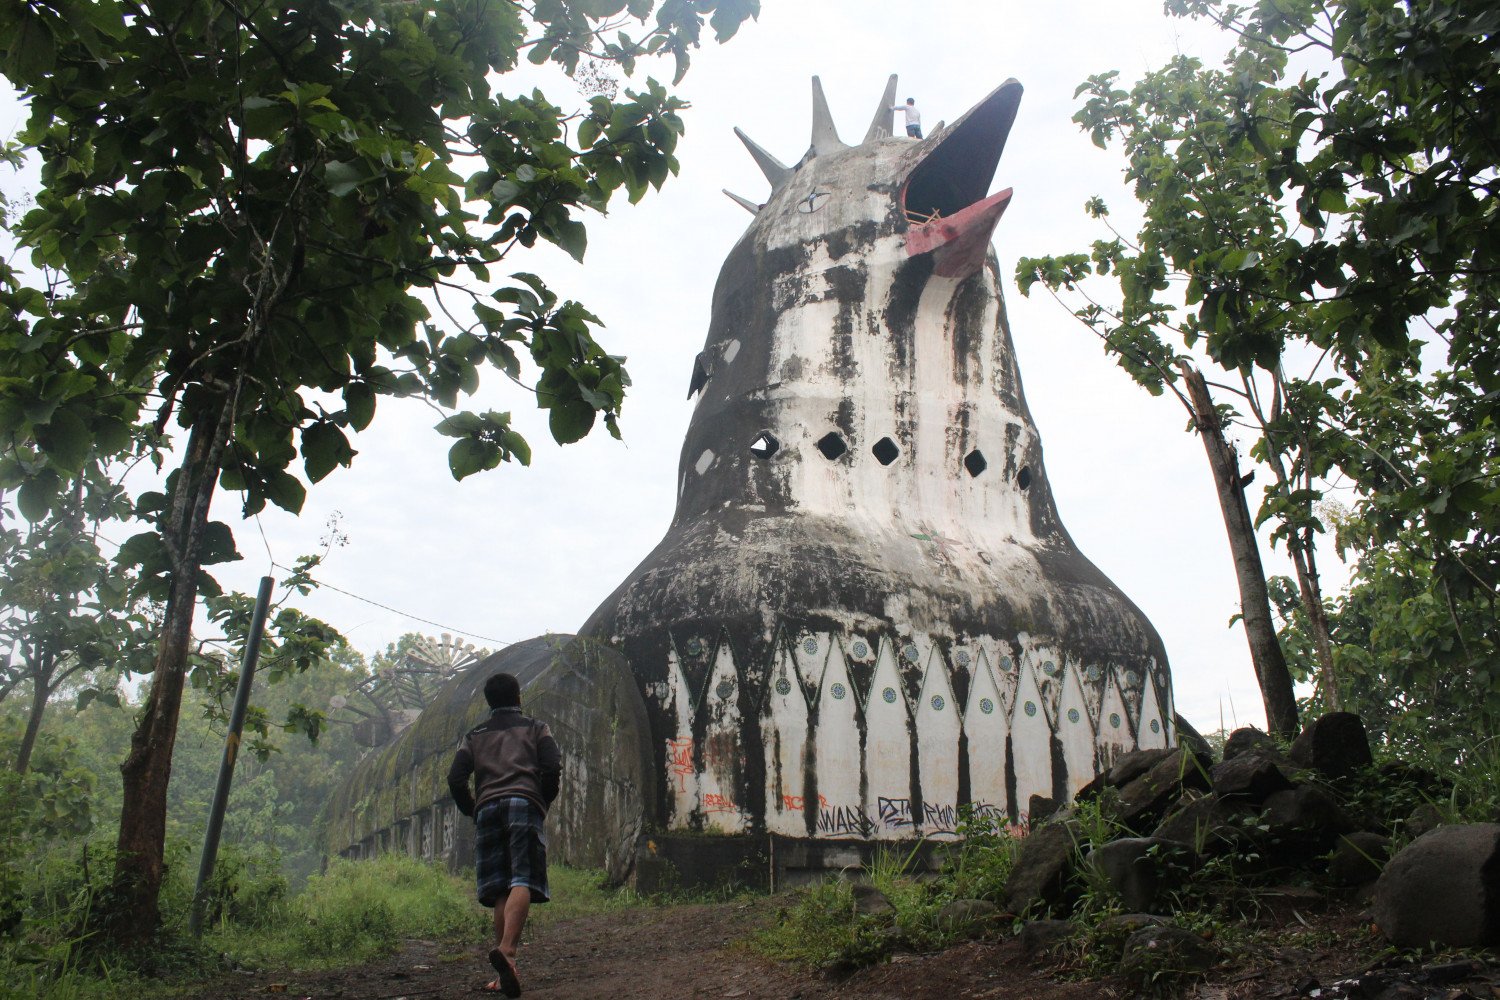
[272,562,510,647]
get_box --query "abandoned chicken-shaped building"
[326,75,1175,884]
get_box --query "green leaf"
[325,160,365,197]
[547,218,588,262]
[33,408,93,472]
[16,470,60,521]
[301,421,353,483]
[548,398,596,444]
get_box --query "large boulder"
[1106,748,1176,789]
[1260,784,1355,852]
[1222,726,1279,761]
[1211,751,1296,804]
[1003,819,1080,916]
[1329,832,1390,887]
[1086,837,1196,912]
[1114,748,1213,830]
[1152,792,1250,854]
[1288,712,1373,780]
[1119,926,1218,981]
[1373,824,1500,949]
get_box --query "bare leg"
[499,884,531,959]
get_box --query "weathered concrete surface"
[583,74,1174,857]
[324,635,650,884]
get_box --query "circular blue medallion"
[802,637,818,655]
[1000,655,1014,671]
[1043,660,1058,676]
[852,641,869,658]
[956,650,971,667]
[775,677,792,696]
[686,637,704,656]
[1126,671,1141,687]
[716,680,734,700]
[831,682,847,700]
[930,695,945,711]
[1150,719,1161,734]
[1067,708,1080,724]
[902,643,920,663]
[1110,712,1122,729]
[882,687,897,704]
[1024,701,1037,717]
[1086,665,1102,683]
[979,697,995,715]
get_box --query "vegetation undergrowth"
[753,808,1023,971]
[205,854,487,970]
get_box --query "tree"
[1018,0,1498,734]
[0,457,156,774]
[0,0,758,947]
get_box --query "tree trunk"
[1287,536,1339,708]
[109,394,236,949]
[14,658,51,774]
[1180,364,1300,739]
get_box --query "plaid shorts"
[474,796,549,907]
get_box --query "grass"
[204,853,488,969]
[753,809,1024,971]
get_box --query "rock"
[1071,771,1106,803]
[1261,785,1355,850]
[1372,823,1500,949]
[1288,712,1373,780]
[1119,926,1217,980]
[1223,726,1280,761]
[1211,751,1296,804]
[1086,837,1196,913]
[1174,714,1215,766]
[1114,749,1213,831]
[1152,792,1248,853]
[1018,918,1075,955]
[1106,748,1175,789]
[851,883,893,917]
[1002,819,1079,916]
[1027,794,1060,828]
[1405,802,1445,840]
[1330,832,1390,887]
[1096,912,1167,943]
[936,898,999,934]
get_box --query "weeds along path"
[183,893,1107,1000]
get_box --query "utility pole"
[189,575,274,936]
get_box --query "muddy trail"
[182,894,1496,1000]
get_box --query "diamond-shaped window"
[816,432,848,460]
[749,432,779,459]
[872,437,900,466]
[963,449,987,477]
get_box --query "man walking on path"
[893,97,923,138]
[448,673,562,997]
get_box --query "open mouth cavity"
[903,79,1022,225]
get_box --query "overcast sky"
[3,1,1348,732]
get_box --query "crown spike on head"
[733,127,792,190]
[864,74,900,143]
[722,189,761,215]
[809,76,846,156]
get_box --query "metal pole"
[189,575,274,936]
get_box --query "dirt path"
[185,896,1108,1000]
[183,895,1499,1000]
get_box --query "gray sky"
[4,1,1341,731]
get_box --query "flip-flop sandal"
[488,947,522,998]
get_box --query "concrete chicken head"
[724,75,1023,279]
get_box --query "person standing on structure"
[893,96,923,138]
[448,672,562,998]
